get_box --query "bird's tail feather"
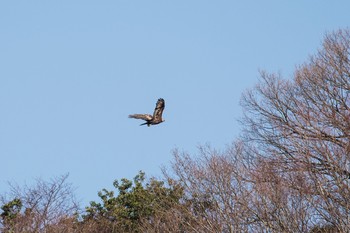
[140,122,149,126]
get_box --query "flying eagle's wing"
[128,114,153,121]
[152,98,165,121]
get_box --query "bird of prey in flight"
[129,98,165,126]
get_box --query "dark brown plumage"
[128,98,165,126]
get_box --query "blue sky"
[1,1,349,206]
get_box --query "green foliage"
[83,171,184,232]
[1,198,23,232]
[1,198,22,221]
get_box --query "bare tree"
[240,29,350,231]
[0,174,79,233]
[165,142,317,232]
[161,29,350,233]
[247,156,316,232]
[163,142,255,232]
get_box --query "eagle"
[128,98,165,126]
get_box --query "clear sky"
[1,1,349,206]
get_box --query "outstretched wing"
[152,98,165,121]
[128,114,153,121]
